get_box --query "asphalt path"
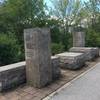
[44,63,100,100]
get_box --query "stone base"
[56,52,85,70]
[0,57,61,92]
[69,47,99,61]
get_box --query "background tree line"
[0,0,100,65]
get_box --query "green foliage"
[61,32,73,50]
[0,33,23,66]
[50,27,61,43]
[50,25,72,51]
[0,0,46,44]
[86,29,100,47]
[51,43,65,55]
[0,0,100,66]
[0,0,49,65]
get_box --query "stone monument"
[24,28,52,88]
[70,29,99,60]
[73,31,85,47]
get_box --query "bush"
[50,27,61,43]
[51,43,65,55]
[50,26,72,51]
[0,33,23,66]
[86,29,100,47]
[61,32,73,50]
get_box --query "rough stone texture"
[0,62,26,92]
[24,28,52,88]
[56,52,85,70]
[73,32,85,47]
[92,48,100,57]
[0,58,100,100]
[51,56,61,80]
[69,47,99,61]
[0,56,60,92]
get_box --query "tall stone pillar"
[24,28,52,88]
[73,31,85,47]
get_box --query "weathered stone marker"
[73,31,85,47]
[24,28,52,88]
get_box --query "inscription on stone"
[26,43,34,49]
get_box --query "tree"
[84,0,100,47]
[0,0,49,65]
[0,0,46,43]
[47,0,83,50]
[49,0,84,31]
[84,0,100,27]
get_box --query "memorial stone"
[24,28,52,88]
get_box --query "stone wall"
[0,62,26,91]
[51,56,61,80]
[0,56,61,91]
[69,47,99,61]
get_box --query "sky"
[44,0,89,8]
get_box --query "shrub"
[61,32,73,50]
[86,29,100,47]
[50,27,61,43]
[51,43,65,55]
[50,26,72,51]
[0,33,23,66]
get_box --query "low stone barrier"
[56,52,85,70]
[51,56,61,80]
[0,62,26,92]
[69,47,99,61]
[0,56,60,92]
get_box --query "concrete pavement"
[44,62,100,100]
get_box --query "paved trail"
[44,63,100,100]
